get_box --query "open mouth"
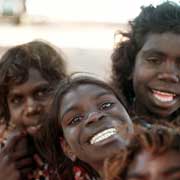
[152,89,177,102]
[90,128,117,145]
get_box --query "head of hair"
[36,74,125,179]
[0,40,67,123]
[111,1,180,106]
[104,123,180,180]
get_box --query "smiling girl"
[111,2,180,122]
[38,75,133,179]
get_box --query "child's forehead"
[67,82,113,95]
[7,68,49,91]
[61,83,115,104]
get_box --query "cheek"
[133,67,155,96]
[8,105,23,125]
[9,106,21,119]
[133,66,147,84]
[63,127,80,150]
[133,60,158,84]
[10,115,23,127]
[112,113,133,137]
[42,97,53,112]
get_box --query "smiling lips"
[90,128,117,145]
[152,89,176,102]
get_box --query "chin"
[150,108,177,119]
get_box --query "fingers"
[1,151,34,170]
[0,148,34,180]
[12,136,35,160]
[0,155,21,180]
[33,154,44,168]
[2,131,26,154]
[20,167,34,179]
[4,169,21,180]
[0,131,38,180]
[11,149,33,161]
[15,157,34,170]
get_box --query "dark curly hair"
[104,124,180,180]
[36,75,127,179]
[0,40,67,124]
[111,1,180,107]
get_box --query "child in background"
[104,123,180,180]
[111,1,180,123]
[0,40,67,180]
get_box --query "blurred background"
[0,0,178,79]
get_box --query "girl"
[111,2,180,122]
[38,75,134,179]
[0,40,67,180]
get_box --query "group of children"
[0,1,179,180]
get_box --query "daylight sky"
[27,0,180,23]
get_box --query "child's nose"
[25,98,40,116]
[158,62,179,83]
[85,111,104,126]
[158,72,179,83]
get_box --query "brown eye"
[36,90,45,97]
[35,88,50,98]
[146,56,162,65]
[11,96,23,105]
[100,102,114,111]
[69,114,84,125]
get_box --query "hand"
[0,131,34,180]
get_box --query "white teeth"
[153,90,176,102]
[154,94,173,102]
[90,128,117,145]
[153,90,175,96]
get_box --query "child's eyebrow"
[33,83,53,91]
[31,82,50,89]
[95,91,114,98]
[141,49,165,57]
[61,105,79,120]
[9,82,50,94]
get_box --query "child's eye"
[69,114,84,125]
[100,102,114,111]
[10,96,23,105]
[36,90,46,97]
[35,88,51,98]
[146,56,162,65]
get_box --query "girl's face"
[126,149,180,180]
[59,83,133,172]
[7,68,53,132]
[133,32,180,118]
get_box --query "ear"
[59,137,77,162]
